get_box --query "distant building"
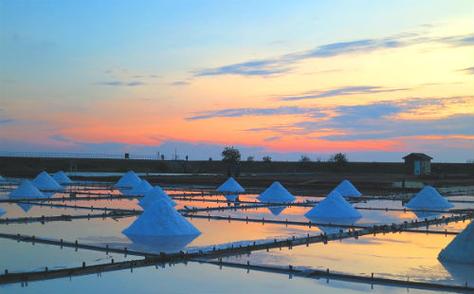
[403,153,432,176]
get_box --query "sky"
[0,0,473,162]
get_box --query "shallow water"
[1,185,472,292]
[0,238,134,274]
[221,231,474,286]
[189,201,428,226]
[0,262,437,294]
[0,202,97,218]
[0,216,321,254]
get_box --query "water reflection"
[305,216,361,235]
[412,210,443,219]
[17,203,33,213]
[439,260,474,285]
[125,234,199,254]
[267,206,287,216]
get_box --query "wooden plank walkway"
[0,211,139,224]
[0,212,471,286]
[199,260,474,293]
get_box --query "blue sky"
[0,1,473,162]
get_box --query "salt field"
[0,172,473,293]
[2,1,474,292]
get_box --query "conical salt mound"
[257,182,295,203]
[32,171,63,191]
[126,234,198,254]
[405,186,453,210]
[331,180,362,198]
[52,171,72,185]
[438,220,474,264]
[126,179,153,196]
[139,186,176,209]
[305,190,362,219]
[123,198,200,237]
[9,180,46,199]
[114,171,142,188]
[217,177,245,193]
[217,177,245,202]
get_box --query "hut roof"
[403,153,433,160]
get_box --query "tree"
[247,156,255,162]
[299,155,311,162]
[222,146,241,163]
[262,156,272,162]
[329,152,348,164]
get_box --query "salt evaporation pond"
[0,216,322,254]
[1,176,472,293]
[0,203,103,218]
[189,202,437,225]
[221,231,474,286]
[0,238,135,274]
[0,262,438,294]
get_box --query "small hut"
[403,153,432,176]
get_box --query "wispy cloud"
[438,33,474,47]
[0,119,14,124]
[194,32,474,77]
[95,81,145,87]
[187,106,324,120]
[277,85,409,101]
[170,80,191,86]
[194,59,292,77]
[460,66,474,75]
[236,96,474,141]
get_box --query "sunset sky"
[1,0,473,162]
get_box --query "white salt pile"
[52,171,73,185]
[9,180,46,199]
[438,220,474,264]
[125,179,153,196]
[139,185,176,209]
[123,198,200,237]
[217,177,245,201]
[331,180,362,198]
[257,181,295,203]
[32,171,63,191]
[114,171,142,188]
[305,190,362,219]
[126,234,198,254]
[405,186,453,210]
